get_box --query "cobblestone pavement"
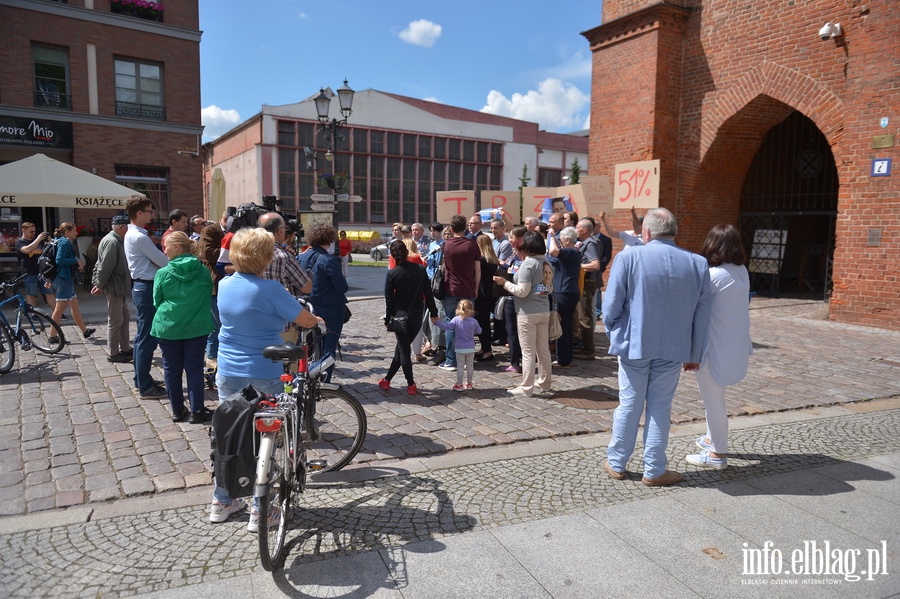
[1,407,897,597]
[0,272,898,517]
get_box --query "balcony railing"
[116,101,165,120]
[34,90,72,110]
[110,1,164,23]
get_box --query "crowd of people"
[15,197,752,517]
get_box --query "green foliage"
[570,158,581,184]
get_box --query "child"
[432,299,481,391]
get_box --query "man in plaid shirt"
[258,212,312,297]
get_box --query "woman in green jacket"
[152,232,214,423]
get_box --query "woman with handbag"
[378,240,438,395]
[547,226,582,368]
[298,223,348,382]
[493,231,553,397]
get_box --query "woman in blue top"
[298,223,348,382]
[49,222,95,340]
[547,226,582,367]
[211,227,320,526]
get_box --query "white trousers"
[696,366,729,454]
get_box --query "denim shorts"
[53,278,76,301]
[23,274,40,297]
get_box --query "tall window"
[538,168,562,187]
[33,45,71,110]
[115,58,164,119]
[116,166,169,213]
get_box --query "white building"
[203,88,588,229]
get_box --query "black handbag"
[386,312,408,333]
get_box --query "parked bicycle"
[253,317,367,570]
[0,275,66,374]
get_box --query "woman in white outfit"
[685,224,752,470]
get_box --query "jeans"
[212,373,283,504]
[158,335,207,415]
[206,294,220,361]
[132,280,159,393]
[314,303,344,382]
[386,308,423,386]
[607,357,682,479]
[555,291,579,366]
[503,296,520,368]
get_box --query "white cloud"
[201,105,241,141]
[422,96,442,104]
[481,78,589,132]
[398,19,442,48]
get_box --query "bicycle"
[0,275,66,374]
[253,317,367,570]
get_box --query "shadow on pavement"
[272,473,474,597]
[685,453,895,496]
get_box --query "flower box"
[111,0,164,22]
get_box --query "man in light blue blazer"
[602,208,712,486]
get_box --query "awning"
[0,153,144,209]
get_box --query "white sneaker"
[210,498,247,523]
[247,506,281,533]
[695,436,713,452]
[686,450,728,470]
[507,387,530,397]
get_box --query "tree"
[570,158,581,184]
[517,164,531,224]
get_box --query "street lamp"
[314,79,354,251]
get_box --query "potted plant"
[111,0,164,22]
[75,225,95,256]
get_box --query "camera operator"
[15,222,56,309]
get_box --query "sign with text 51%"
[614,159,660,209]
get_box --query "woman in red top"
[338,230,353,277]
[388,238,424,268]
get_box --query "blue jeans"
[132,281,159,393]
[607,357,682,479]
[158,336,207,415]
[441,295,472,366]
[314,303,344,382]
[206,295,220,360]
[212,373,283,503]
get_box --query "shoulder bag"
[431,251,446,301]
[388,268,423,333]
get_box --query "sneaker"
[139,385,167,399]
[82,328,96,339]
[503,365,521,373]
[438,362,457,372]
[686,450,728,470]
[407,384,417,396]
[47,336,59,345]
[552,361,572,369]
[189,407,214,424]
[108,353,132,363]
[210,498,247,523]
[427,352,445,366]
[451,384,465,392]
[377,378,391,391]
[507,387,530,397]
[695,436,713,452]
[465,383,474,390]
[641,470,684,487]
[248,505,281,533]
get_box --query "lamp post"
[314,80,354,252]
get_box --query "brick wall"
[586,0,900,330]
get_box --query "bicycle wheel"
[21,309,65,354]
[0,325,15,374]
[258,429,291,571]
[309,388,367,472]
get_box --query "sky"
[199,0,603,141]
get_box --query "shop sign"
[0,116,74,149]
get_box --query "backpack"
[227,202,268,234]
[38,239,60,281]
[209,384,266,499]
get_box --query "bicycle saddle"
[262,343,305,361]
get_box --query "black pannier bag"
[209,384,266,498]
